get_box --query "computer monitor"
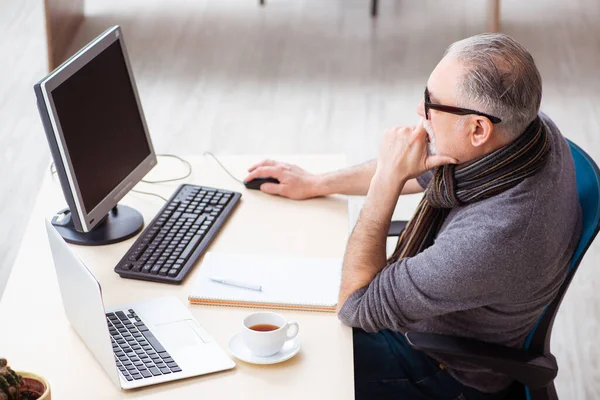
[34,26,157,245]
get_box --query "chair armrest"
[404,331,557,389]
[388,220,408,237]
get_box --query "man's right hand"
[244,160,322,200]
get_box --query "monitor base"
[51,205,144,246]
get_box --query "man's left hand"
[375,119,457,184]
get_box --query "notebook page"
[190,253,343,307]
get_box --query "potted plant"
[0,359,50,400]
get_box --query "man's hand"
[244,160,321,200]
[375,119,457,184]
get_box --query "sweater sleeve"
[337,205,527,332]
[416,170,434,189]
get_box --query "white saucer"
[228,332,302,365]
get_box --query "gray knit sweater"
[338,113,582,393]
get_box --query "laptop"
[45,219,235,389]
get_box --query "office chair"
[387,139,600,400]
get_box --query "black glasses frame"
[424,88,502,124]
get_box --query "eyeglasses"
[424,88,502,124]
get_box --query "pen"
[210,276,262,292]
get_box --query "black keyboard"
[107,309,181,381]
[115,184,241,283]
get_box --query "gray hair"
[444,33,542,139]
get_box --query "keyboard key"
[126,365,137,371]
[116,311,128,321]
[158,351,170,359]
[160,367,171,375]
[180,235,202,259]
[141,330,166,353]
[132,373,143,380]
[124,375,134,381]
[149,367,162,376]
[171,366,182,373]
[141,370,152,378]
[166,362,178,368]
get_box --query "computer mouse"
[243,177,280,190]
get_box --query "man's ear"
[470,116,493,148]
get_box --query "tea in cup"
[242,312,299,357]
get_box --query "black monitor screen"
[51,40,151,213]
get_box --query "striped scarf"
[388,116,551,263]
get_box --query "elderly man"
[244,34,580,399]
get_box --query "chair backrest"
[520,139,600,400]
[521,138,600,356]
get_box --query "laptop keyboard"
[106,309,182,381]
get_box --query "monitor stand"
[51,205,144,246]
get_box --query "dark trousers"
[353,328,503,400]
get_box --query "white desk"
[0,154,353,399]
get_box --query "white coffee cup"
[242,312,299,357]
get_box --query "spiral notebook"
[188,252,343,312]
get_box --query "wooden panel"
[488,0,501,32]
[44,0,85,71]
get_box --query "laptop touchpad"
[154,319,207,349]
